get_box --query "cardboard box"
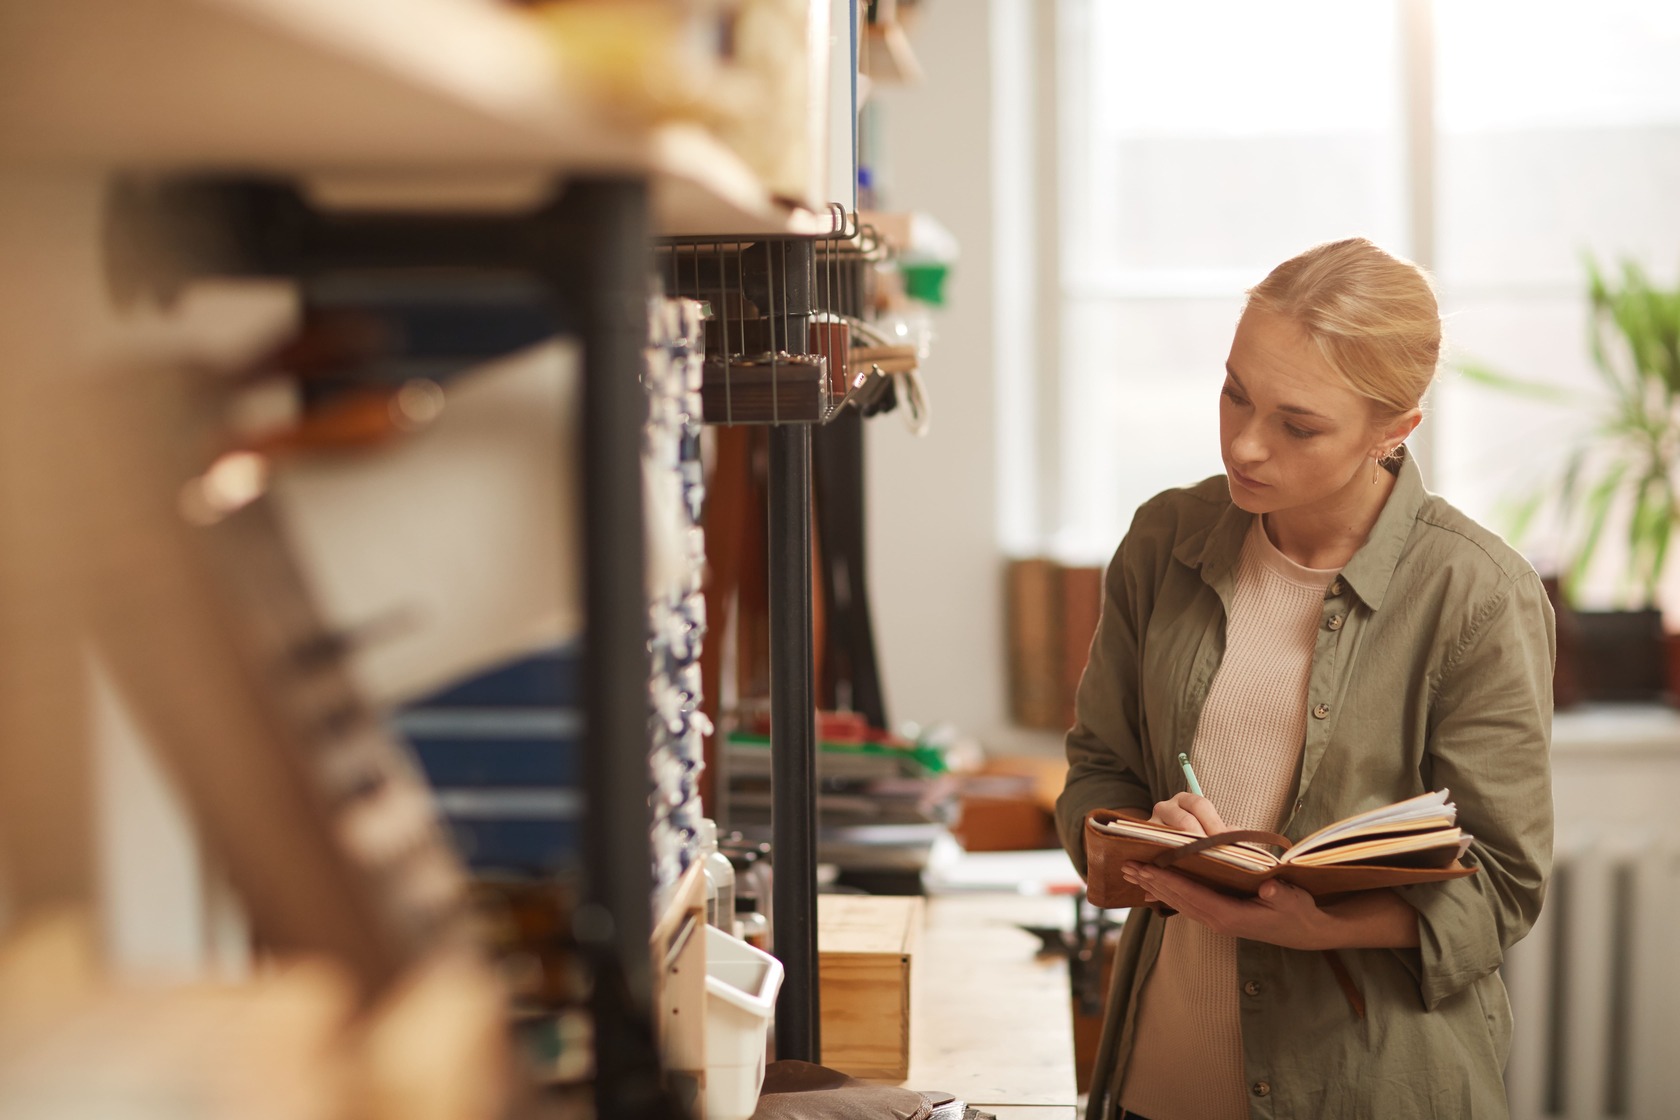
[951,792,1058,852]
[949,755,1068,852]
[816,894,923,1080]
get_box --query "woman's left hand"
[1120,862,1329,950]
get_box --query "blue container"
[399,710,581,788]
[421,645,581,709]
[397,646,587,874]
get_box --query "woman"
[1057,238,1554,1120]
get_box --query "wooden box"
[652,864,707,1115]
[817,894,923,1080]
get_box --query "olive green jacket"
[1057,455,1556,1120]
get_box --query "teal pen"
[1178,752,1204,797]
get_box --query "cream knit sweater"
[1119,519,1337,1120]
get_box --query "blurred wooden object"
[862,0,924,86]
[0,909,509,1120]
[651,863,708,1114]
[816,894,921,1080]
[1005,558,1103,732]
[54,362,473,1004]
[272,342,582,707]
[358,950,512,1120]
[0,178,97,925]
[0,0,836,237]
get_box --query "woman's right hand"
[1149,792,1228,837]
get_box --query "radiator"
[1503,838,1680,1119]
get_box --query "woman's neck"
[1262,464,1397,570]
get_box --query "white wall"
[865,3,1061,756]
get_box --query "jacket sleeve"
[1395,569,1556,1010]
[1056,526,1158,877]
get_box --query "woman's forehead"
[1228,308,1365,416]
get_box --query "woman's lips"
[1230,468,1267,490]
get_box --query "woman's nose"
[1230,424,1266,464]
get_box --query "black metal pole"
[557,178,655,994]
[768,422,820,1063]
[551,179,684,1120]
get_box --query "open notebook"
[1082,789,1477,908]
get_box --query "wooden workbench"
[892,892,1081,1120]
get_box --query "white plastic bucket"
[703,924,784,1120]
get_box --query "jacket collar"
[1338,448,1425,611]
[1170,447,1425,611]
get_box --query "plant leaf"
[1483,254,1680,608]
[1454,360,1576,402]
[1627,469,1667,605]
[1651,476,1679,603]
[1584,253,1634,399]
[1567,461,1629,598]
[1502,489,1547,547]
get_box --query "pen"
[1178,752,1204,797]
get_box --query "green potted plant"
[1460,256,1680,703]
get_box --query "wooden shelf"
[863,21,924,86]
[0,0,839,237]
[651,861,708,1114]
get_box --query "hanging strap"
[1320,949,1368,1019]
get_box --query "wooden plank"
[0,177,96,920]
[0,0,837,238]
[893,894,1078,1109]
[818,894,920,956]
[651,863,707,1112]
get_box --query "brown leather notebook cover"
[1082,808,1476,910]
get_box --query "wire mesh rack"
[654,210,898,426]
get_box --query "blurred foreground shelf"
[0,0,835,236]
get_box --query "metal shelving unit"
[1,0,863,1112]
[654,218,892,1065]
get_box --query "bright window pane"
[1057,297,1233,562]
[1058,0,1404,555]
[1431,0,1680,605]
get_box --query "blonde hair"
[1245,237,1441,420]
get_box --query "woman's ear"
[1381,408,1423,453]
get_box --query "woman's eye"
[1284,423,1319,440]
[1221,385,1248,405]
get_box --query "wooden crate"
[817,894,923,1080]
[652,864,707,1115]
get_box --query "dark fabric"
[812,408,889,728]
[749,1060,938,1120]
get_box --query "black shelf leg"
[551,178,683,1120]
[560,175,654,1003]
[768,422,820,1063]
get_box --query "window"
[1431,2,1680,602]
[1044,0,1680,604]
[1054,0,1404,562]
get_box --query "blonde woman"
[1058,238,1555,1120]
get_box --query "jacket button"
[1328,578,1344,596]
[1244,980,1261,997]
[1326,613,1344,631]
[1252,1081,1271,1097]
[1312,702,1331,719]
